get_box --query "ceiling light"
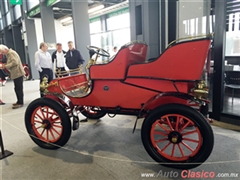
[88,5,104,14]
[60,16,72,23]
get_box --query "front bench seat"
[90,42,148,80]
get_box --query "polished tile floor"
[0,80,240,180]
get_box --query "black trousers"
[13,76,24,105]
[0,69,7,81]
[39,68,53,97]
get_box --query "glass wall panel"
[90,8,130,62]
[178,1,212,38]
[89,17,101,34]
[107,13,130,31]
[14,5,22,20]
[224,11,240,116]
[178,0,213,113]
[3,0,9,14]
[6,12,11,26]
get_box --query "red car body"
[47,38,210,111]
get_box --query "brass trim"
[167,33,214,48]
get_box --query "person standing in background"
[0,54,8,86]
[52,43,69,77]
[0,44,25,109]
[35,42,53,97]
[65,41,85,75]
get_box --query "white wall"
[34,18,75,51]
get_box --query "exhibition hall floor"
[0,80,240,180]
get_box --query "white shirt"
[35,49,52,72]
[53,51,69,72]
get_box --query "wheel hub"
[168,131,182,144]
[42,120,51,129]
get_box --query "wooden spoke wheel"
[25,98,71,149]
[141,104,214,169]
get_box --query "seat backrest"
[127,39,211,80]
[90,42,148,80]
[225,71,240,85]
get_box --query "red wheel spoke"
[34,120,43,124]
[52,124,62,128]
[155,138,168,143]
[179,121,191,132]
[166,117,174,131]
[181,142,194,152]
[48,111,57,117]
[154,131,168,136]
[151,113,202,162]
[51,127,61,136]
[35,113,44,121]
[36,125,43,129]
[46,130,49,141]
[40,128,46,136]
[182,130,197,136]
[171,144,176,157]
[39,107,46,119]
[161,142,171,152]
[157,121,170,133]
[51,117,60,122]
[46,107,49,119]
[183,138,199,143]
[175,116,180,131]
[49,129,55,140]
[177,144,185,157]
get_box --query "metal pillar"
[12,25,26,63]
[129,0,160,59]
[39,0,57,54]
[71,0,91,67]
[21,1,39,79]
[212,0,226,120]
[3,27,14,49]
[168,0,177,44]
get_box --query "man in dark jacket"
[65,41,85,75]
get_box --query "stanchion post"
[0,130,13,160]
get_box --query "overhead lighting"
[88,4,104,14]
[62,19,73,26]
[60,16,72,23]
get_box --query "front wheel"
[25,98,71,149]
[141,103,214,169]
[78,106,106,119]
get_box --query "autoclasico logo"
[156,170,215,178]
[181,170,215,179]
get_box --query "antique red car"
[25,35,214,169]
[0,61,30,81]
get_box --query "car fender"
[45,93,75,111]
[142,92,209,111]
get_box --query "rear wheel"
[79,106,106,119]
[25,98,71,149]
[141,103,214,169]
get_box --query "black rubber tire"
[141,103,214,169]
[25,98,71,149]
[79,106,106,119]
